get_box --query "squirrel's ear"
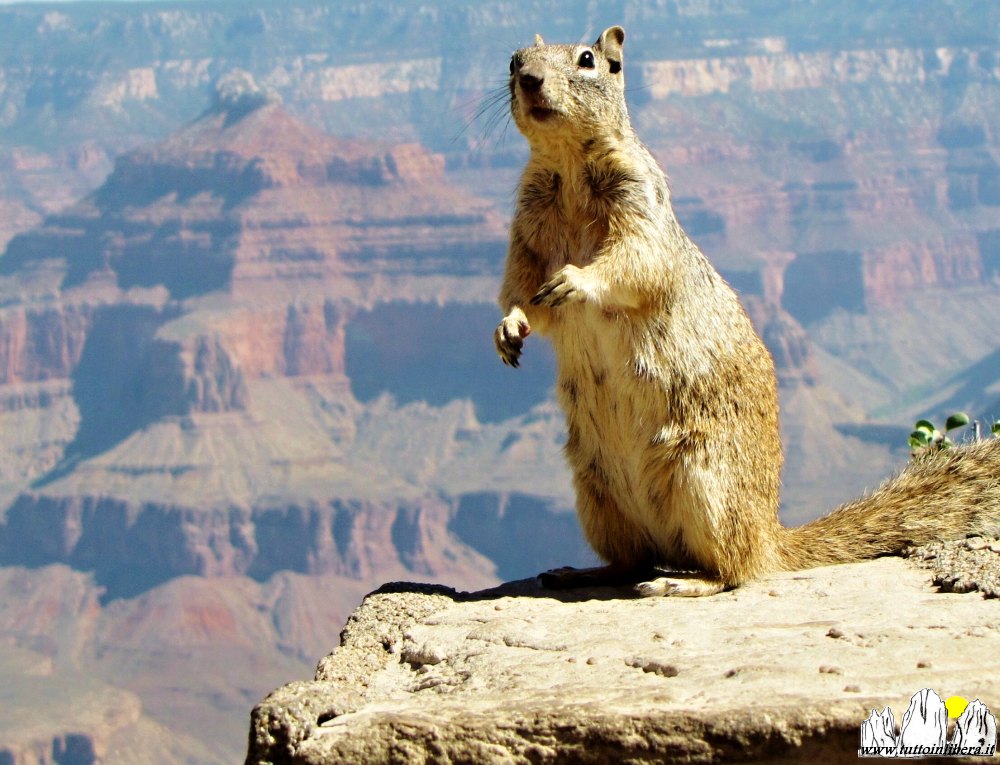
[534,33,545,46]
[595,26,624,73]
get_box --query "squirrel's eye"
[577,50,595,69]
[509,56,516,75]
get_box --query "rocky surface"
[908,536,1000,599]
[248,555,1000,764]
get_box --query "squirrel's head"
[509,26,629,149]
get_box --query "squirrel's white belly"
[549,307,716,566]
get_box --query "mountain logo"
[859,688,997,758]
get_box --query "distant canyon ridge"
[0,2,999,763]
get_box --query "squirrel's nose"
[518,67,544,94]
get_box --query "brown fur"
[494,26,1000,596]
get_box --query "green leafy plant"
[908,411,1000,455]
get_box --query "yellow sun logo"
[945,696,969,719]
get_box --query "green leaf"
[992,421,1000,436]
[942,436,954,448]
[909,429,932,447]
[914,419,936,434]
[945,412,970,431]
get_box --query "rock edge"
[247,553,1000,764]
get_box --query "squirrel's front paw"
[494,311,531,367]
[531,265,596,308]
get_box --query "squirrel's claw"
[531,265,589,308]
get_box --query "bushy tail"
[779,438,1000,571]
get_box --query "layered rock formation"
[0,563,388,765]
[3,0,999,419]
[0,71,587,598]
[0,143,112,253]
[0,75,587,761]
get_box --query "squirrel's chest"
[518,172,610,269]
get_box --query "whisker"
[473,90,509,121]
[446,38,527,152]
[452,82,514,150]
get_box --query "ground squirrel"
[494,26,1000,596]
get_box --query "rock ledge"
[247,557,1000,764]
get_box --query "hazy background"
[0,0,998,761]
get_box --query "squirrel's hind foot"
[636,574,727,598]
